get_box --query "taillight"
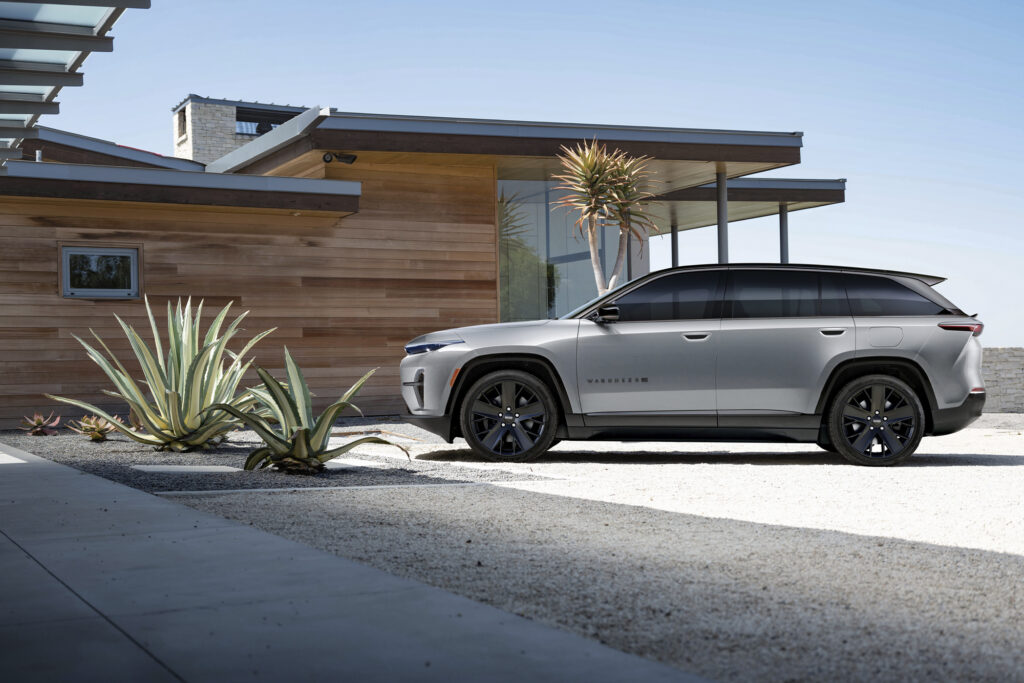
[938,322,983,336]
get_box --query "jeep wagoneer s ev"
[400,264,985,466]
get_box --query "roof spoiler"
[842,268,946,286]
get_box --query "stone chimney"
[172,95,304,164]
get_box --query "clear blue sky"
[54,0,1024,344]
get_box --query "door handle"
[819,328,846,336]
[683,333,710,341]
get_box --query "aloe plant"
[67,415,122,442]
[20,412,60,436]
[210,348,407,474]
[47,297,275,452]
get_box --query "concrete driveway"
[167,414,1024,682]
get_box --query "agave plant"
[46,297,275,452]
[210,348,407,474]
[20,412,60,436]
[67,415,123,442]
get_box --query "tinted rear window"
[844,274,946,316]
[613,271,722,321]
[726,270,850,318]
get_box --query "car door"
[576,269,723,425]
[716,268,855,420]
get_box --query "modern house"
[0,87,846,426]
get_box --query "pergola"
[0,1,146,158]
[649,177,847,265]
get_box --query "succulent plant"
[46,297,275,452]
[67,415,123,442]
[210,348,407,474]
[20,412,60,436]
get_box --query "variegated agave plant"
[47,297,275,452]
[210,348,407,474]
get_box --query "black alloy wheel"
[827,374,925,466]
[460,369,559,462]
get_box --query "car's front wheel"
[459,370,559,462]
[827,374,925,466]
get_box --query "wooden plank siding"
[0,159,499,427]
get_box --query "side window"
[726,270,824,318]
[613,271,722,322]
[62,245,140,299]
[819,272,852,317]
[844,274,945,316]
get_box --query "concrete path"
[0,441,699,682]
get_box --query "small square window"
[62,246,140,299]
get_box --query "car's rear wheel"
[827,374,925,466]
[459,370,559,462]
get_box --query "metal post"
[716,171,728,264]
[626,229,633,281]
[671,223,679,268]
[779,202,789,264]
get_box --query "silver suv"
[400,264,985,466]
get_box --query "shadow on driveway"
[416,447,1024,467]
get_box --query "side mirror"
[595,304,620,323]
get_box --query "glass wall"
[498,179,622,321]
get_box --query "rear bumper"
[930,392,985,436]
[403,413,455,443]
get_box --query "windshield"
[559,279,635,319]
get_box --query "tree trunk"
[606,213,631,291]
[587,216,608,295]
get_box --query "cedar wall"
[0,160,498,427]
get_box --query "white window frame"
[61,246,140,299]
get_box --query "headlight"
[404,339,464,355]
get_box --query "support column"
[626,230,633,281]
[716,171,728,264]
[670,223,679,268]
[779,202,789,264]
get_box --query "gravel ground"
[4,413,1023,681]
[0,418,548,492]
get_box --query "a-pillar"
[779,202,789,264]
[716,170,728,263]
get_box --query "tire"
[817,440,837,453]
[827,374,925,466]
[459,369,559,462]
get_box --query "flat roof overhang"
[0,160,360,213]
[207,108,804,192]
[647,178,846,232]
[23,125,204,170]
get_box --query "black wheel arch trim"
[815,357,939,432]
[446,353,578,440]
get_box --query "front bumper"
[930,392,985,436]
[403,413,455,443]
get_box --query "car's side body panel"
[576,318,720,417]
[717,316,856,416]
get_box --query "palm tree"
[551,140,618,294]
[605,153,657,290]
[552,140,657,295]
